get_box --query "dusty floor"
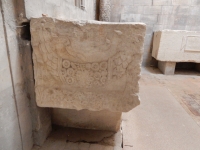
[32,67,200,150]
[122,67,200,150]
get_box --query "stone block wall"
[110,0,200,66]
[25,0,96,20]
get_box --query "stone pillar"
[99,0,111,21]
[158,61,176,75]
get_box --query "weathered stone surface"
[25,0,96,20]
[52,109,121,132]
[158,61,176,75]
[0,1,33,149]
[152,30,200,62]
[99,0,111,21]
[172,0,191,5]
[30,17,146,112]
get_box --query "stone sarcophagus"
[30,17,146,112]
[152,30,200,75]
[152,30,200,62]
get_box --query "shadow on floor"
[32,125,122,150]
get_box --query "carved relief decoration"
[30,17,146,112]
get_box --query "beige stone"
[52,108,121,132]
[99,0,111,21]
[30,17,146,112]
[152,30,200,63]
[158,61,176,75]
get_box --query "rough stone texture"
[110,0,200,66]
[158,61,176,75]
[52,109,121,132]
[25,0,96,20]
[152,30,200,62]
[99,0,111,21]
[30,17,146,112]
[172,0,191,5]
[0,15,22,148]
[0,0,33,149]
[32,126,122,150]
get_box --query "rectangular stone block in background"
[52,109,121,132]
[121,0,152,5]
[185,36,200,52]
[144,6,162,15]
[172,0,191,5]
[152,30,200,62]
[191,0,200,5]
[153,0,172,5]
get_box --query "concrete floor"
[32,67,200,150]
[122,67,200,150]
[32,126,122,150]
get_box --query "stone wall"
[25,0,96,20]
[110,0,200,66]
[0,8,23,150]
[0,0,33,149]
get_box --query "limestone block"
[158,61,176,75]
[24,0,96,20]
[172,0,191,5]
[21,41,52,146]
[152,30,200,63]
[30,17,146,112]
[99,0,111,21]
[52,109,121,132]
[140,15,158,25]
[191,0,200,5]
[121,14,141,22]
[144,6,162,15]
[51,75,121,133]
[172,6,190,15]
[132,0,152,5]
[162,6,173,15]
[190,6,200,16]
[174,15,188,26]
[153,0,172,5]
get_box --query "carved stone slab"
[185,36,200,52]
[152,30,200,62]
[30,17,146,112]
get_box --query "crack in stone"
[65,132,115,145]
